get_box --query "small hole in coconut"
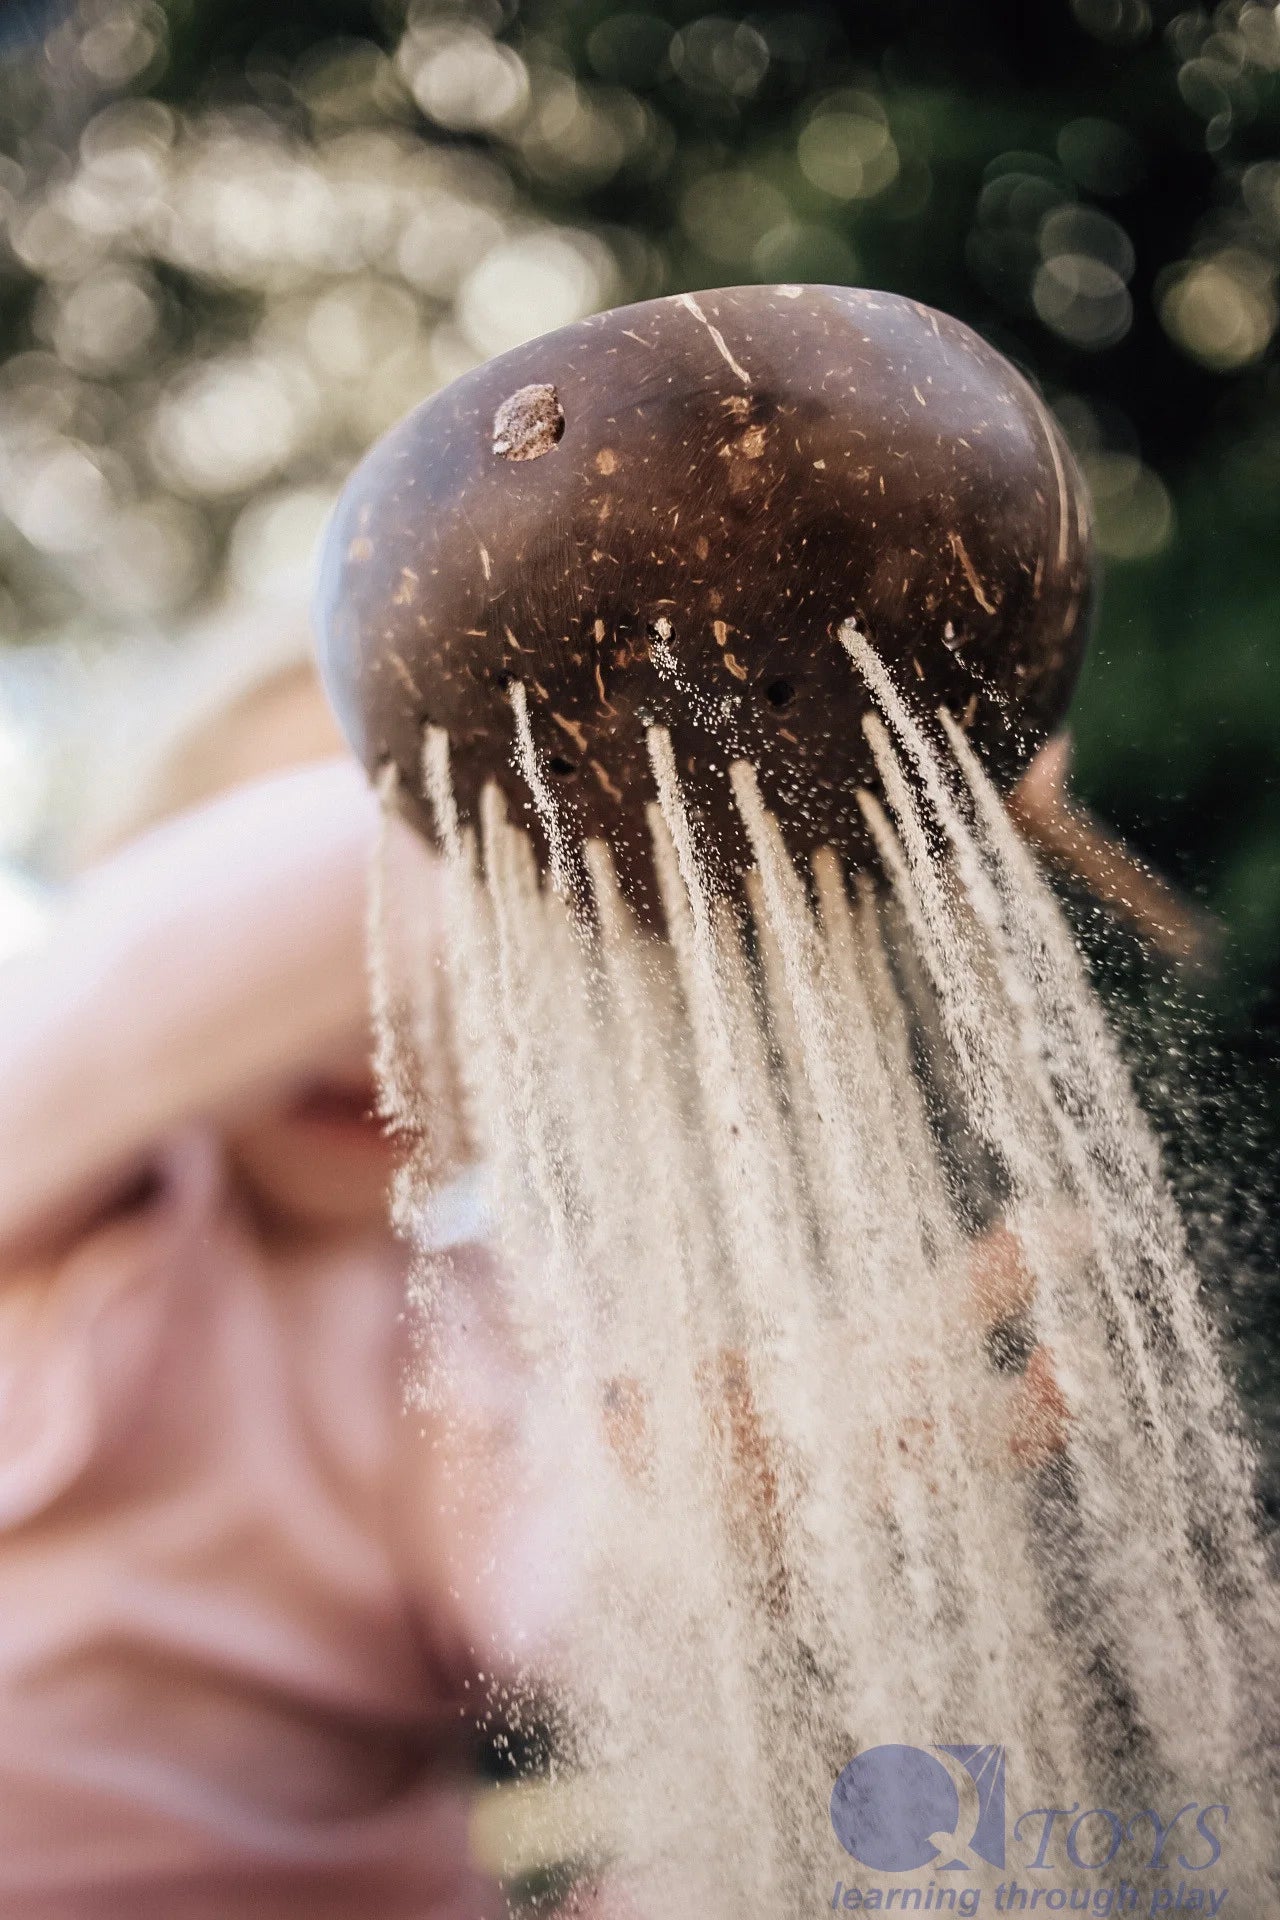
[493,669,514,692]
[548,754,577,777]
[766,678,795,708]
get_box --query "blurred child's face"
[227,1039,396,1235]
[198,671,398,1234]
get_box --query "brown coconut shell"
[315,283,1093,910]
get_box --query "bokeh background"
[0,2,1277,1472]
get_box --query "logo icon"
[830,1744,1006,1872]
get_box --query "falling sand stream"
[367,624,1279,1919]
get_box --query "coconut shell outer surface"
[315,283,1094,907]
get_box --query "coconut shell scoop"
[314,283,1094,901]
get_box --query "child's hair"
[68,601,334,866]
[125,656,326,831]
